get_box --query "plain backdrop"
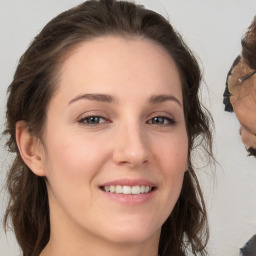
[1,0,256,255]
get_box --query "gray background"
[1,0,256,255]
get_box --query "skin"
[240,125,256,150]
[16,36,188,256]
[229,57,256,149]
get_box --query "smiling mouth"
[99,185,156,195]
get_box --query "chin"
[106,229,159,245]
[98,219,161,244]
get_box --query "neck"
[40,234,160,256]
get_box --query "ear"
[16,121,46,176]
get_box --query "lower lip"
[100,189,156,205]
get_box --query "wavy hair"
[3,0,213,255]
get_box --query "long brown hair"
[3,0,213,255]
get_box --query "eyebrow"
[68,93,182,107]
[149,94,182,107]
[68,93,116,104]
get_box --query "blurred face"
[41,36,188,250]
[229,58,256,149]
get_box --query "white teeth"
[132,186,140,195]
[115,185,123,194]
[123,186,132,194]
[110,185,115,193]
[103,185,152,194]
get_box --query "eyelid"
[146,112,177,126]
[76,110,108,120]
[75,110,178,128]
[78,115,108,124]
[149,116,177,125]
[76,110,111,127]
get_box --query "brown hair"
[242,16,256,70]
[3,0,213,255]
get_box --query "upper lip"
[99,178,157,187]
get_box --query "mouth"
[99,185,156,195]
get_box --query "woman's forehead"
[50,36,183,108]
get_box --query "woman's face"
[41,36,188,247]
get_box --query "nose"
[112,123,149,168]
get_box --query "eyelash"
[78,115,177,127]
[146,116,177,126]
[78,116,109,126]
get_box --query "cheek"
[241,132,250,148]
[44,132,109,190]
[232,98,247,121]
[234,102,256,130]
[157,135,188,217]
[156,132,188,180]
[232,93,256,115]
[43,132,112,217]
[228,76,239,95]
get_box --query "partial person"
[223,17,256,157]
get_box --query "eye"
[78,115,108,125]
[147,116,177,126]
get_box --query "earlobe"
[16,121,46,177]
